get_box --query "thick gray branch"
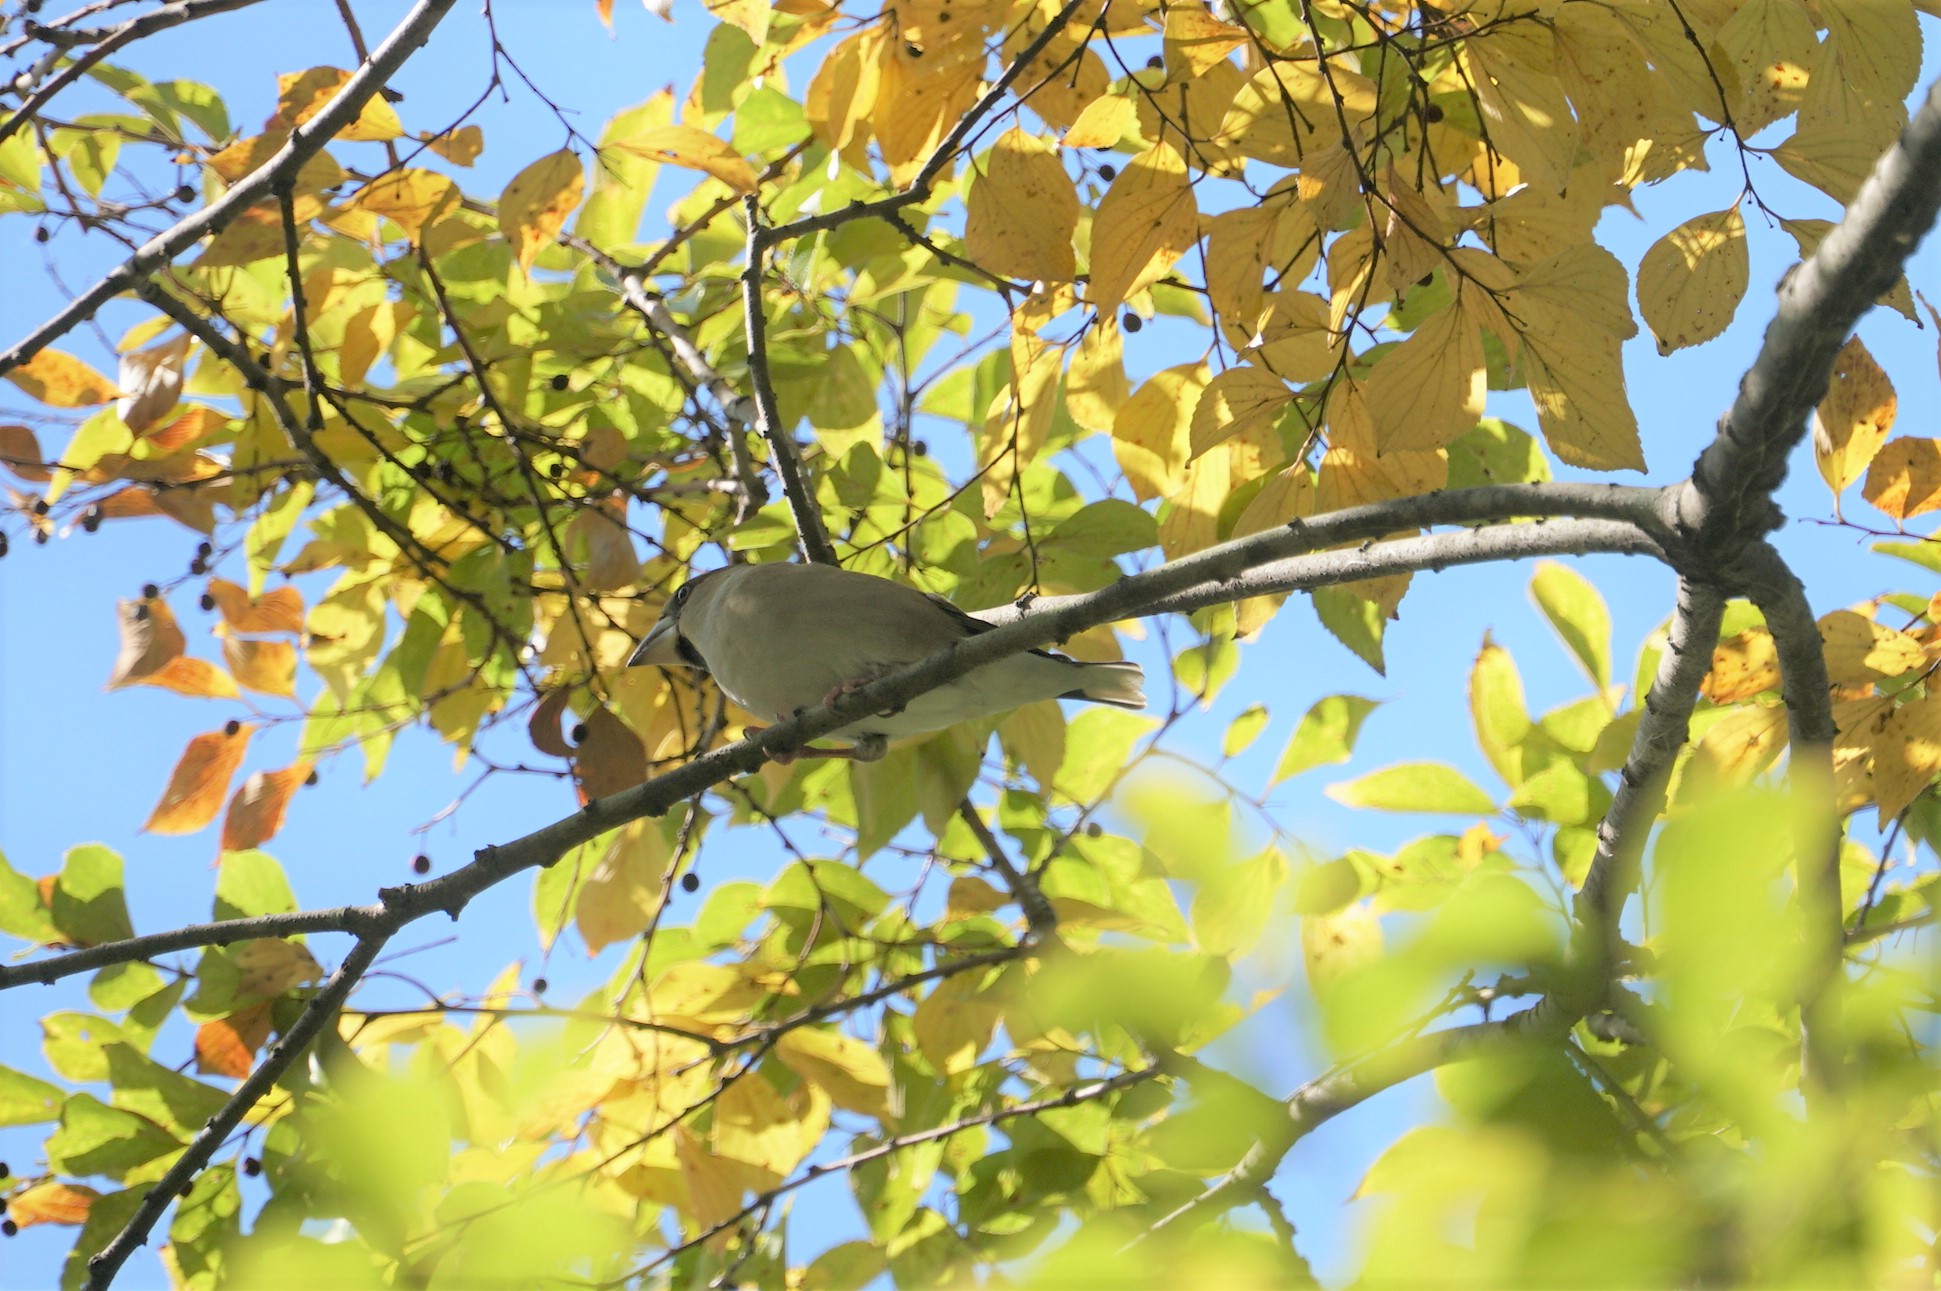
[0,906,381,989]
[0,0,460,377]
[1674,77,1941,560]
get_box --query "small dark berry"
[1098,163,1117,182]
[142,582,159,599]
[548,461,566,478]
[304,769,319,786]
[550,373,569,391]
[1146,54,1163,69]
[1085,821,1103,838]
[33,530,48,546]
[570,722,588,744]
[31,498,48,516]
[411,854,431,875]
[0,1161,9,1177]
[189,557,206,575]
[33,227,48,244]
[1123,313,1143,333]
[224,719,241,736]
[1424,103,1445,123]
[197,541,213,558]
[905,41,923,57]
[242,1157,261,1177]
[175,184,196,203]
[531,977,548,994]
[0,533,9,558]
[82,506,102,532]
[200,592,216,611]
[680,872,700,893]
[2,1219,15,1238]
[912,440,929,458]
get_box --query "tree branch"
[0,906,382,989]
[741,194,838,565]
[1674,77,1941,560]
[0,0,461,377]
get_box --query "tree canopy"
[2,0,1941,1286]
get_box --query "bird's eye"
[672,584,691,607]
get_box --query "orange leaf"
[144,406,227,454]
[499,149,585,274]
[106,596,186,689]
[529,687,578,759]
[206,579,304,635]
[222,637,296,697]
[132,656,242,700]
[1863,436,1941,521]
[196,1002,271,1077]
[222,760,313,851]
[144,725,253,835]
[615,126,756,194]
[5,349,118,407]
[8,1182,99,1228]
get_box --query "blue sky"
[2,0,1939,1284]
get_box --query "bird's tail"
[1065,660,1145,709]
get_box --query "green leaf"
[691,880,764,947]
[46,1093,182,1177]
[1327,763,1496,814]
[89,961,165,1012]
[850,749,919,860]
[1223,704,1269,758]
[766,859,892,925]
[214,849,298,920]
[52,843,134,948]
[0,847,58,943]
[734,85,811,155]
[1313,584,1387,674]
[1530,561,1611,687]
[1056,708,1156,803]
[577,93,673,246]
[103,1044,229,1139]
[1274,694,1381,783]
[1469,636,1531,785]
[1191,847,1286,957]
[0,1065,64,1127]
[1045,499,1158,558]
[1552,825,1597,886]
[1507,759,1598,825]
[1446,417,1551,488]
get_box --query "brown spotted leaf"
[5,349,118,408]
[573,706,646,802]
[222,760,314,852]
[499,149,586,274]
[1863,437,1941,521]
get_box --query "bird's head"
[626,569,725,670]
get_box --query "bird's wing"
[922,592,1089,666]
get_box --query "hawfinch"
[627,562,1145,761]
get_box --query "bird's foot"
[823,672,905,719]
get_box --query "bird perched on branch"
[627,562,1145,762]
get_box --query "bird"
[627,562,1145,762]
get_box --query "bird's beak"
[628,618,682,668]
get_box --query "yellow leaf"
[615,126,754,193]
[424,124,484,166]
[1163,2,1249,78]
[964,128,1077,283]
[1244,289,1335,384]
[1703,627,1781,703]
[1364,296,1486,453]
[273,67,403,141]
[774,1028,891,1117]
[1458,23,1579,194]
[647,961,765,1027]
[497,149,585,274]
[1061,94,1136,149]
[1002,2,1109,130]
[345,169,454,247]
[1087,141,1198,317]
[913,975,1001,1074]
[1689,704,1789,789]
[1189,363,1291,460]
[1159,436,1231,559]
[1874,691,1941,826]
[1233,463,1316,539]
[805,30,882,157]
[1814,336,1896,506]
[1065,319,1129,434]
[1820,0,1922,108]
[713,1070,823,1177]
[144,725,253,835]
[575,819,671,955]
[1112,362,1204,502]
[1717,0,1820,135]
[195,202,300,269]
[1637,206,1748,354]
[1221,60,1376,168]
[1820,608,1927,684]
[946,876,1007,921]
[232,937,322,999]
[222,760,313,851]
[6,348,117,407]
[874,36,984,184]
[1316,377,1445,512]
[8,1183,98,1229]
[1861,436,1941,521]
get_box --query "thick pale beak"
[628,618,682,668]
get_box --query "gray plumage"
[627,563,1144,759]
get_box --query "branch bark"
[0,0,460,377]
